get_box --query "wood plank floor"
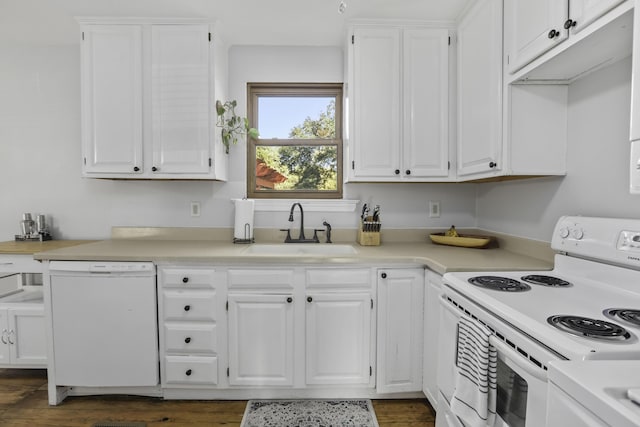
[0,369,436,426]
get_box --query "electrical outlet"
[429,201,440,218]
[190,201,201,217]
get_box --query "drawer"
[164,323,217,354]
[164,355,218,385]
[306,268,372,289]
[228,268,295,290]
[160,268,215,289]
[163,290,217,321]
[0,255,43,274]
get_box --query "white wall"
[477,57,640,241]
[0,44,476,241]
[227,46,477,231]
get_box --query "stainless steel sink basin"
[243,244,358,256]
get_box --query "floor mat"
[241,399,379,427]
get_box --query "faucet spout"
[289,202,306,241]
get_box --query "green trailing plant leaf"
[215,99,259,154]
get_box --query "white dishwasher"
[49,261,158,387]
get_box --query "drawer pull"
[184,305,191,312]
[185,369,192,376]
[287,297,293,303]
[184,337,191,344]
[307,296,313,303]
[182,277,189,283]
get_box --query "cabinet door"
[8,307,46,366]
[228,293,294,386]
[402,29,449,178]
[457,0,504,178]
[306,293,371,385]
[423,271,442,408]
[81,25,143,175]
[376,269,424,394]
[569,0,625,34]
[505,0,568,74]
[350,28,401,178]
[151,25,212,175]
[0,310,9,364]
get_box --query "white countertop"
[32,239,553,275]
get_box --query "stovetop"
[444,260,640,361]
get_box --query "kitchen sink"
[243,244,358,256]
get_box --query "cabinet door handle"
[152,166,158,172]
[7,330,14,345]
[489,161,497,168]
[184,337,191,344]
[182,277,189,284]
[133,166,140,172]
[381,272,387,279]
[307,296,313,303]
[184,305,191,312]
[405,170,411,175]
[547,29,560,39]
[185,369,192,376]
[1,329,7,345]
[287,297,293,303]
[394,169,400,175]
[563,19,576,30]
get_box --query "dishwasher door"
[49,261,158,387]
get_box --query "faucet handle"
[280,228,292,243]
[312,229,324,243]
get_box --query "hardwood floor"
[0,369,436,426]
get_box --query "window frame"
[246,82,344,199]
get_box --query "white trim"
[237,199,359,213]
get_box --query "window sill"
[250,199,359,213]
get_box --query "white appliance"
[437,216,640,427]
[547,360,640,426]
[49,261,158,387]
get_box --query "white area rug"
[240,399,379,427]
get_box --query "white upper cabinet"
[79,18,228,180]
[348,25,450,182]
[505,0,631,81]
[457,0,568,181]
[569,0,626,35]
[457,0,503,177]
[506,0,569,74]
[151,25,212,175]
[81,25,144,174]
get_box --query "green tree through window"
[247,83,343,199]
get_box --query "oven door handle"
[489,335,548,382]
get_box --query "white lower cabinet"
[376,268,424,394]
[228,293,295,386]
[306,292,372,385]
[0,305,46,368]
[158,266,222,388]
[423,270,443,408]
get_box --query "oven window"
[496,358,528,427]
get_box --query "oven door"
[437,294,553,427]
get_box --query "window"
[247,83,343,199]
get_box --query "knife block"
[357,221,381,246]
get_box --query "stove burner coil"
[521,274,572,287]
[467,276,531,292]
[603,309,640,327]
[547,315,631,341]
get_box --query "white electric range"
[436,216,640,427]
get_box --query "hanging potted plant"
[215,100,259,154]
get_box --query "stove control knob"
[559,227,570,238]
[572,228,584,240]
